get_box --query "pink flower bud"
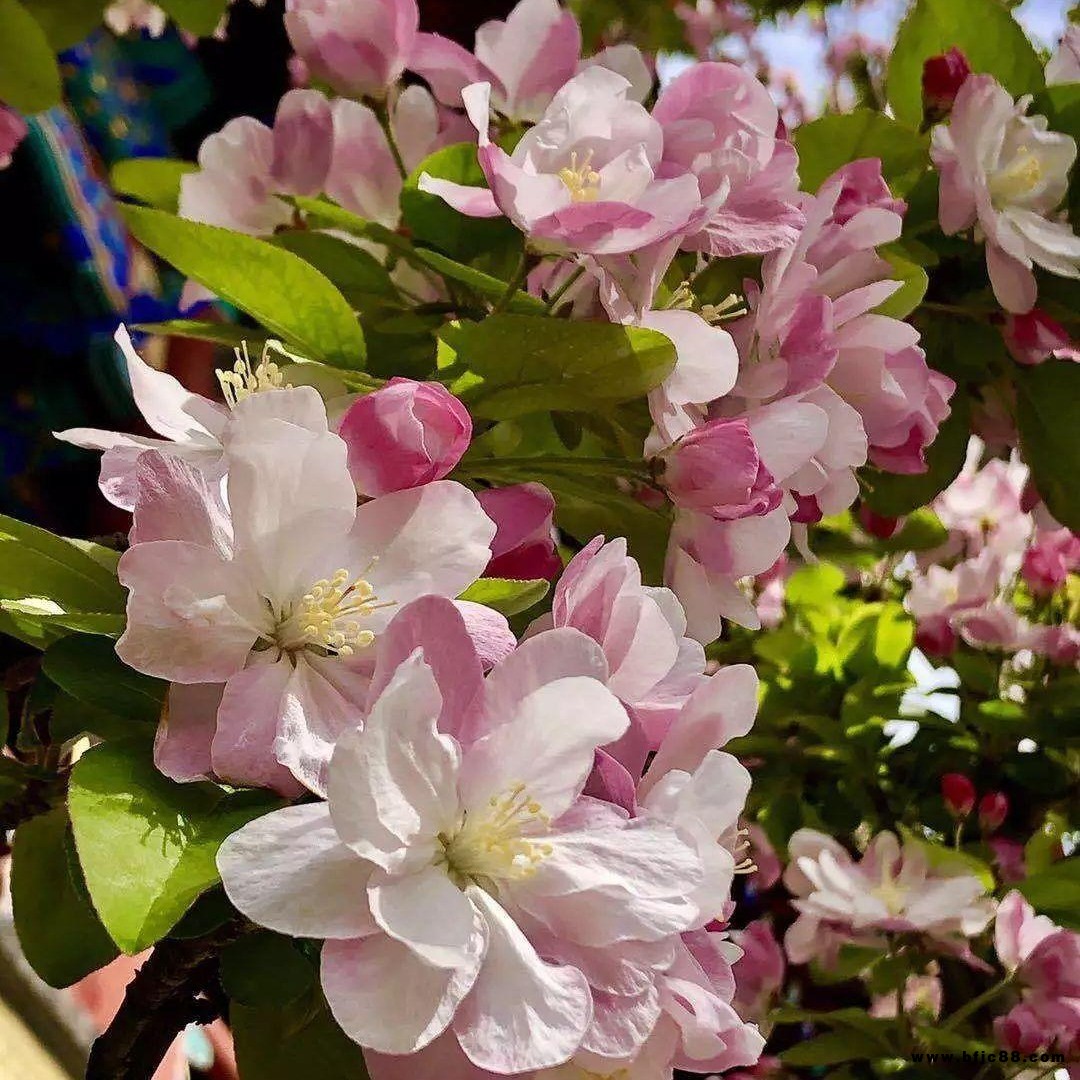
[662,418,782,519]
[921,48,971,126]
[789,491,822,525]
[1022,529,1080,595]
[476,483,561,581]
[338,378,471,497]
[978,792,1008,832]
[1003,309,1080,366]
[916,617,957,658]
[284,0,419,99]
[858,504,903,539]
[941,772,975,818]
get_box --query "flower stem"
[939,977,1012,1033]
[373,99,407,179]
[492,251,531,314]
[544,264,587,313]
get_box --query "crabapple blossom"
[218,597,709,1072]
[1047,25,1080,86]
[1002,309,1080,365]
[476,483,562,581]
[730,921,785,1026]
[782,829,994,966]
[651,62,803,258]
[931,74,1080,313]
[337,378,472,497]
[55,326,317,511]
[1021,527,1080,594]
[118,421,495,794]
[419,68,701,258]
[870,971,943,1019]
[284,0,418,99]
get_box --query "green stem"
[464,455,651,480]
[492,251,531,314]
[544,264,587,313]
[373,99,407,179]
[939,977,1013,1033]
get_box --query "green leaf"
[458,577,551,616]
[134,319,263,349]
[30,0,106,49]
[876,245,930,319]
[1018,858,1080,929]
[68,741,279,953]
[0,514,126,647]
[0,600,124,637]
[1014,360,1080,531]
[157,0,228,36]
[221,933,315,1008]
[440,316,676,420]
[118,205,366,369]
[862,393,971,516]
[886,0,1044,128]
[402,142,520,261]
[0,0,61,113]
[780,1030,889,1066]
[43,635,165,726]
[794,109,929,195]
[232,1001,370,1080]
[876,507,949,552]
[271,231,399,310]
[12,808,119,987]
[786,563,846,609]
[411,248,544,314]
[110,158,197,213]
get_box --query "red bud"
[941,773,976,818]
[978,792,1008,833]
[858,503,903,539]
[922,48,972,127]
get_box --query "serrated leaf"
[794,109,929,195]
[441,316,676,420]
[69,741,280,953]
[12,808,119,987]
[119,205,366,369]
[458,577,550,616]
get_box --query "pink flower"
[1003,309,1080,365]
[119,424,495,795]
[978,792,1008,832]
[782,830,994,966]
[995,892,1060,974]
[218,597,707,1072]
[476,483,561,581]
[419,68,701,257]
[338,379,471,497]
[1022,528,1080,594]
[179,89,334,234]
[284,0,418,99]
[1047,25,1080,86]
[661,418,782,518]
[731,920,785,1025]
[931,75,1080,313]
[0,104,27,169]
[995,998,1080,1058]
[921,48,971,126]
[905,550,1005,638]
[934,454,1032,562]
[870,971,943,1020]
[1031,622,1080,665]
[528,537,714,755]
[652,62,803,258]
[55,327,322,511]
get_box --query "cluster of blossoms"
[903,439,1079,665]
[57,326,767,1077]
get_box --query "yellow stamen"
[558,150,602,203]
[216,341,292,409]
[989,147,1043,206]
[286,566,392,656]
[438,782,552,890]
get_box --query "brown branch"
[85,916,250,1080]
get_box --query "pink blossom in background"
[476,482,562,581]
[1022,527,1080,594]
[419,68,701,258]
[1002,309,1080,365]
[931,75,1080,313]
[338,379,471,498]
[870,971,943,1020]
[0,104,27,169]
[651,62,803,259]
[1047,24,1080,86]
[284,0,418,99]
[731,920,786,1025]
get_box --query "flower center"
[216,342,292,409]
[272,568,391,657]
[437,783,552,891]
[989,148,1043,206]
[871,862,908,916]
[558,150,602,203]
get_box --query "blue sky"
[753,0,1070,107]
